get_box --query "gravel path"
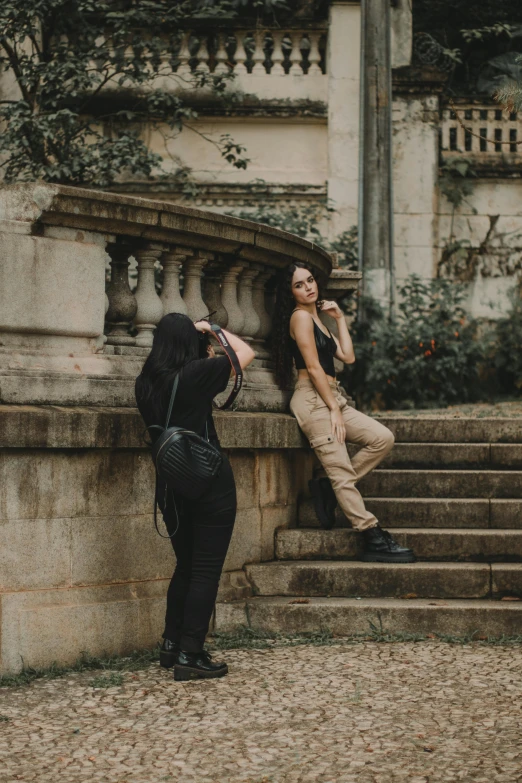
[0,642,521,783]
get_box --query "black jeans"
[160,452,236,653]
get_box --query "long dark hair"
[271,261,323,391]
[135,312,199,423]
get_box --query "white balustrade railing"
[170,29,327,77]
[441,105,522,159]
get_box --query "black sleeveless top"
[290,319,337,377]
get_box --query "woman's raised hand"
[194,320,213,333]
[319,300,343,320]
[330,406,346,444]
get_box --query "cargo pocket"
[309,432,335,449]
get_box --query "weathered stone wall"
[0,406,313,674]
[436,181,522,319]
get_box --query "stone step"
[275,528,522,562]
[359,470,522,498]
[245,561,498,599]
[299,498,521,529]
[375,418,522,444]
[376,443,522,469]
[214,597,522,638]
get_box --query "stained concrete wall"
[0,406,313,673]
[436,180,522,319]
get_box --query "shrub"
[490,286,522,396]
[344,275,486,410]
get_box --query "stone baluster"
[105,243,137,346]
[233,32,248,75]
[134,244,164,348]
[161,247,190,315]
[176,32,192,76]
[195,35,210,73]
[289,32,304,75]
[270,31,285,75]
[214,34,229,75]
[308,32,322,75]
[203,260,229,327]
[252,30,266,75]
[252,268,273,341]
[221,262,245,334]
[238,266,261,340]
[182,251,212,321]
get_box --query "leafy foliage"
[439,158,476,212]
[489,286,522,396]
[344,276,485,411]
[413,1,522,95]
[0,0,250,187]
[231,202,359,269]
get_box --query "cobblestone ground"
[0,642,521,783]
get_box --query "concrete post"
[360,0,394,314]
[238,266,261,340]
[134,244,164,347]
[161,247,190,316]
[105,243,137,346]
[182,251,211,321]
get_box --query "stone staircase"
[215,417,522,637]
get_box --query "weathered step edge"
[245,561,495,600]
[299,498,522,530]
[276,528,522,563]
[214,597,522,638]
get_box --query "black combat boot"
[361,525,415,563]
[173,649,228,681]
[309,477,338,530]
[159,638,178,669]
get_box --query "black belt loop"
[209,324,244,410]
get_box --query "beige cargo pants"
[290,378,394,531]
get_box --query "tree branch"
[0,39,32,104]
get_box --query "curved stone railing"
[0,184,360,411]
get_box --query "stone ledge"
[0,405,307,450]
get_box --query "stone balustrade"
[441,103,522,161]
[175,28,327,77]
[134,26,329,103]
[0,183,360,411]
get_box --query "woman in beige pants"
[272,261,415,563]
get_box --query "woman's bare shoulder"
[289,309,314,339]
[290,309,314,326]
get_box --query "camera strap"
[208,323,244,410]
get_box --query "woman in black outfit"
[135,313,255,681]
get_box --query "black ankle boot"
[173,649,228,681]
[361,525,415,563]
[159,638,178,669]
[309,477,337,530]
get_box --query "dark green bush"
[344,276,486,410]
[490,286,522,396]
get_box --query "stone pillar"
[270,32,285,76]
[327,1,361,238]
[161,247,190,315]
[203,260,229,328]
[289,32,304,75]
[134,244,164,348]
[252,268,273,341]
[221,262,245,334]
[105,243,137,346]
[251,268,273,359]
[238,266,260,340]
[182,251,212,321]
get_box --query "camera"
[198,331,211,358]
